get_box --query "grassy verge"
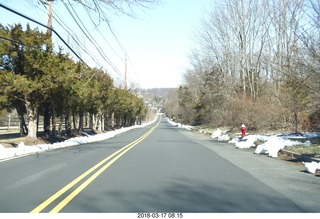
[283,145,320,159]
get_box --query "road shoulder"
[177,128,320,213]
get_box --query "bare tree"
[197,0,271,101]
[180,0,316,131]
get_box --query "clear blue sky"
[0,0,213,89]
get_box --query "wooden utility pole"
[44,0,53,139]
[47,0,53,36]
[124,53,127,90]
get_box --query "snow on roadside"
[166,118,320,174]
[0,118,157,161]
[254,136,312,157]
[167,117,316,158]
[166,118,194,131]
[212,130,314,158]
[304,161,320,174]
[222,132,319,174]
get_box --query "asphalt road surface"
[0,115,319,213]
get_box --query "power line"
[0,2,90,68]
[1,1,141,88]
[39,2,105,69]
[27,1,106,70]
[90,1,142,87]
[38,1,129,85]
[64,0,124,78]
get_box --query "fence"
[0,113,45,134]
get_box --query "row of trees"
[0,23,148,139]
[164,0,320,132]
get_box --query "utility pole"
[44,0,53,139]
[124,53,127,90]
[47,0,53,37]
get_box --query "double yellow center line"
[31,119,160,213]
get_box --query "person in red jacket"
[240,124,246,139]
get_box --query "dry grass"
[0,131,80,148]
[283,145,320,158]
[0,136,47,148]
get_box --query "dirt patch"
[277,149,320,171]
[0,133,79,148]
[277,150,305,167]
[0,136,47,148]
[284,145,320,159]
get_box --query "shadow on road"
[70,177,306,213]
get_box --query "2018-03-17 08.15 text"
[137,213,183,218]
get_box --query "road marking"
[31,120,160,213]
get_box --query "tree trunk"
[93,114,98,130]
[51,110,56,137]
[25,99,38,139]
[96,113,102,131]
[79,109,84,131]
[294,110,298,133]
[85,113,88,127]
[89,113,93,130]
[65,112,71,136]
[72,109,77,131]
[58,115,63,136]
[101,114,105,131]
[111,112,115,129]
[15,106,28,136]
[43,101,51,139]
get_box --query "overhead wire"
[64,0,124,78]
[91,0,142,87]
[77,0,138,87]
[0,2,90,68]
[82,5,124,61]
[48,6,105,68]
[24,0,105,69]
[1,1,142,88]
[48,0,141,88]
[35,0,126,82]
[80,3,132,87]
[5,0,122,78]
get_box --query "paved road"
[0,116,319,213]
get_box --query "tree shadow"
[69,177,307,213]
[0,142,18,147]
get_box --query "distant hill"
[139,88,177,99]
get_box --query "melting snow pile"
[254,135,312,158]
[304,161,320,174]
[211,129,230,141]
[166,118,320,174]
[210,128,320,174]
[214,132,313,158]
[166,118,194,131]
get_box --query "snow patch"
[235,136,256,149]
[166,118,194,131]
[211,129,223,139]
[217,134,230,141]
[304,161,320,174]
[254,136,312,157]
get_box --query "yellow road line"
[31,120,160,213]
